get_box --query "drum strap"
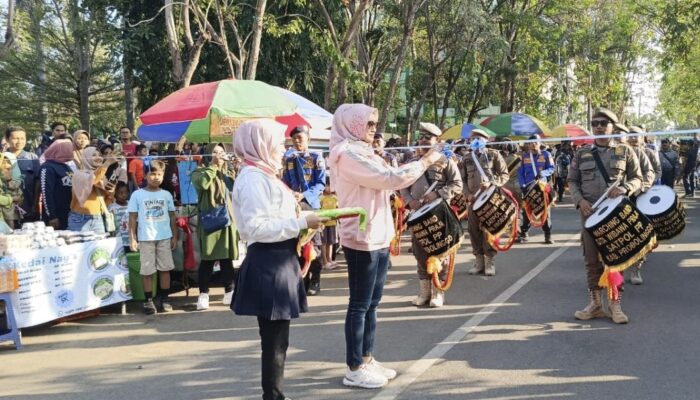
[471,151,492,182]
[507,156,521,174]
[591,148,613,186]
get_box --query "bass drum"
[472,185,517,237]
[635,185,686,241]
[406,198,462,257]
[585,196,657,270]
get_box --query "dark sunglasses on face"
[591,119,610,128]
[419,133,435,140]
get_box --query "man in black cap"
[282,125,326,295]
[568,107,642,324]
[681,133,699,198]
[401,122,462,307]
[516,134,555,244]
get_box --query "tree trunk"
[1,0,16,58]
[164,0,185,87]
[378,0,426,134]
[123,59,135,131]
[245,0,267,80]
[69,0,91,130]
[29,0,48,131]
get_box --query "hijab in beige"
[233,119,286,175]
[72,147,103,206]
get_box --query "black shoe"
[516,235,528,243]
[307,281,320,296]
[544,236,555,244]
[143,299,157,315]
[157,298,173,313]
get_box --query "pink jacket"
[328,140,428,251]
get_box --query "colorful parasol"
[551,124,593,146]
[481,113,551,137]
[442,123,497,140]
[136,80,308,143]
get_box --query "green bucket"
[127,253,157,301]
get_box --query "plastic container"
[126,253,157,301]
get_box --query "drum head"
[636,185,676,216]
[584,196,624,229]
[473,185,496,210]
[407,197,443,222]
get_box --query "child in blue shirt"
[128,160,178,315]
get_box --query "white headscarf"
[233,119,287,175]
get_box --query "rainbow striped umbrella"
[551,124,593,145]
[481,113,551,137]
[136,80,305,143]
[442,123,497,140]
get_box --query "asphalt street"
[2,193,699,400]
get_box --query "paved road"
[2,194,699,400]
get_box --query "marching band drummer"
[568,108,642,324]
[400,122,462,308]
[458,128,509,276]
[624,125,658,285]
[516,134,555,244]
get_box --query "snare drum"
[585,196,657,270]
[472,185,517,237]
[406,198,462,257]
[636,185,686,241]
[523,181,550,222]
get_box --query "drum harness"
[471,151,520,252]
[523,152,552,228]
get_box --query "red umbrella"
[551,124,593,146]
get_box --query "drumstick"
[592,177,622,210]
[420,182,440,205]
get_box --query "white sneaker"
[196,293,210,310]
[366,358,397,380]
[222,291,233,306]
[342,365,388,389]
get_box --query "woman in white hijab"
[231,119,326,400]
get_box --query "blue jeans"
[68,211,105,234]
[344,246,390,367]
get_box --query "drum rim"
[473,185,497,210]
[584,196,625,228]
[407,197,444,222]
[636,185,677,216]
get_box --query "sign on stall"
[5,238,131,328]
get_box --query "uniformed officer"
[458,129,509,276]
[516,134,555,244]
[372,133,399,168]
[620,125,656,285]
[568,108,642,324]
[500,138,523,205]
[282,125,326,295]
[401,122,463,308]
[630,126,661,185]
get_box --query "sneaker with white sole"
[366,358,397,380]
[342,365,388,389]
[196,293,210,310]
[222,290,233,306]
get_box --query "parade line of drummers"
[5,105,699,397]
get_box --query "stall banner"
[7,238,131,328]
[178,160,199,205]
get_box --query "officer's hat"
[418,122,443,137]
[471,129,491,139]
[290,125,310,137]
[614,123,629,133]
[629,125,644,133]
[592,108,619,124]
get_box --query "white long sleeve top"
[232,166,308,245]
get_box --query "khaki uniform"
[502,153,523,204]
[644,146,661,183]
[630,146,654,193]
[401,158,463,280]
[567,143,642,289]
[458,149,509,257]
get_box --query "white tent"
[276,87,332,149]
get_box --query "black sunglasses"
[591,119,610,128]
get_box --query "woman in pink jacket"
[328,104,444,389]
